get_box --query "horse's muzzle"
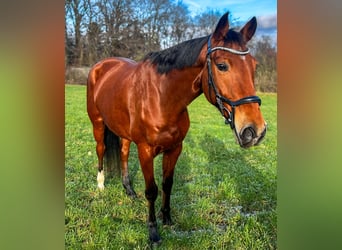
[238,124,267,148]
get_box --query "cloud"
[257,14,277,30]
[183,0,201,9]
[255,13,277,45]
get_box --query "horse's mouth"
[234,125,267,148]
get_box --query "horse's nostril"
[241,127,256,142]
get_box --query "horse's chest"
[149,125,183,147]
[133,112,190,149]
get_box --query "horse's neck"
[156,65,204,111]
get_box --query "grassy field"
[65,84,277,249]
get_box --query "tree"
[143,0,173,51]
[250,35,277,92]
[96,0,133,57]
[65,0,277,92]
[85,21,102,65]
[65,0,90,65]
[194,9,223,37]
[168,1,191,45]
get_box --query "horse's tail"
[104,126,121,178]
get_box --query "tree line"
[65,0,276,92]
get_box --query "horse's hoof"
[162,214,173,226]
[126,189,137,199]
[148,222,162,245]
[163,218,173,226]
[160,209,173,225]
[149,235,162,245]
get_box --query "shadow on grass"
[169,131,276,246]
[198,132,276,213]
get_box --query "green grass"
[65,84,277,249]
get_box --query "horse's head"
[202,13,267,148]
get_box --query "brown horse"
[87,12,266,243]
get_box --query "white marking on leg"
[97,170,105,190]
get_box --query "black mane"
[143,36,209,74]
[143,29,244,74]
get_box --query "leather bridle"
[206,35,261,129]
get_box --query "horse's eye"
[216,63,228,71]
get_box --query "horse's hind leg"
[92,119,106,190]
[120,138,137,198]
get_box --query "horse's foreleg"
[161,143,182,225]
[137,144,161,244]
[120,138,137,198]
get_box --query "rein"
[206,35,261,129]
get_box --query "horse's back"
[87,57,136,93]
[87,57,136,110]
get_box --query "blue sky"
[183,0,277,43]
[183,0,276,20]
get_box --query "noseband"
[206,35,261,129]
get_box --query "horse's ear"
[240,17,257,42]
[212,12,229,40]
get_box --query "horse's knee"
[145,184,158,201]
